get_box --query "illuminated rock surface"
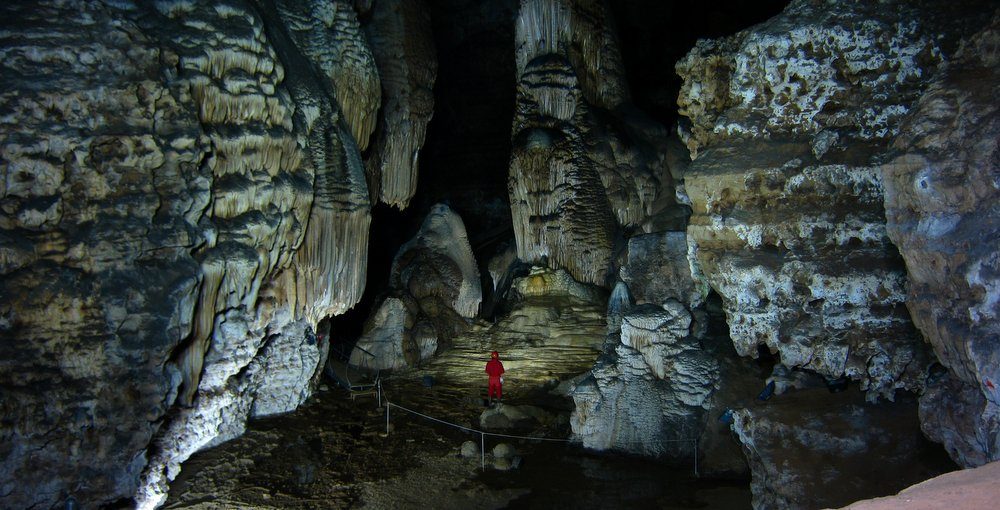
[352,204,481,370]
[0,0,387,507]
[508,0,679,286]
[1,0,998,508]
[570,231,757,474]
[363,0,437,209]
[676,0,993,402]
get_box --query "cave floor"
[165,370,751,509]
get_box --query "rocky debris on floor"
[480,404,562,432]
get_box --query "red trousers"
[488,377,502,399]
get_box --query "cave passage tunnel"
[1,0,998,509]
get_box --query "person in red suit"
[485,351,505,403]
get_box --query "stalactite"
[363,0,437,209]
[508,132,615,286]
[273,0,380,151]
[515,0,628,110]
[177,255,225,406]
[515,0,572,74]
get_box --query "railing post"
[693,439,699,477]
[385,403,390,435]
[481,432,486,471]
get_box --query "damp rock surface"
[163,364,753,510]
[730,388,957,510]
[881,12,1000,468]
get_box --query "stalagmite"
[392,204,481,319]
[508,0,674,287]
[364,0,437,209]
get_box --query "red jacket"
[486,359,505,380]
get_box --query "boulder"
[460,440,479,458]
[392,203,482,320]
[350,296,417,370]
[619,232,703,308]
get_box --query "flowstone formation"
[351,204,481,370]
[363,0,437,209]
[508,0,681,286]
[0,0,434,507]
[676,0,993,400]
[881,12,1000,468]
[571,232,757,474]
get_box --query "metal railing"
[376,379,699,475]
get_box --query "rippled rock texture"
[0,0,434,507]
[882,12,1000,467]
[363,0,437,209]
[507,0,681,286]
[676,0,993,402]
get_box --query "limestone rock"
[881,13,1000,467]
[363,0,437,209]
[508,0,673,287]
[509,266,605,304]
[460,440,479,458]
[681,145,927,399]
[392,203,482,320]
[0,0,377,508]
[730,389,956,510]
[571,231,757,474]
[275,0,381,151]
[675,0,989,159]
[673,0,994,400]
[0,3,209,507]
[350,296,416,370]
[352,204,479,369]
[480,404,554,431]
[571,343,700,460]
[492,442,516,459]
[619,231,702,308]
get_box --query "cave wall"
[674,0,998,484]
[881,13,1000,467]
[0,0,435,508]
[676,0,993,401]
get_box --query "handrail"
[377,379,699,475]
